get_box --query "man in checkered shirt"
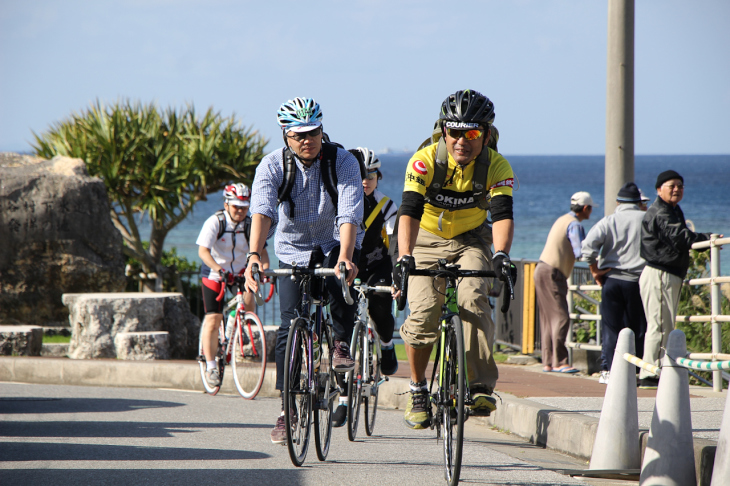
[244,97,364,444]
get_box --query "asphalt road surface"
[1,382,629,486]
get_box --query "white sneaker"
[598,371,610,385]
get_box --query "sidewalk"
[1,355,724,482]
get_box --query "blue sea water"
[154,154,730,274]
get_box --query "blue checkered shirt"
[250,146,365,266]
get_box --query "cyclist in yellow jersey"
[393,90,516,429]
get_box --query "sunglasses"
[365,171,378,181]
[286,127,322,142]
[445,128,484,141]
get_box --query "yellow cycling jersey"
[403,144,514,239]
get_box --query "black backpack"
[277,134,366,217]
[215,211,251,243]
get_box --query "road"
[0,382,629,486]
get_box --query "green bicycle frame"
[437,279,469,390]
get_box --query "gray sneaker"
[270,415,286,444]
[333,341,355,372]
[205,369,221,387]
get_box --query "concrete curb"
[0,356,717,483]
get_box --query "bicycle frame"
[436,280,471,398]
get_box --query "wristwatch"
[246,252,260,265]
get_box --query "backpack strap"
[320,142,340,208]
[278,147,297,217]
[423,138,449,205]
[215,209,226,240]
[472,148,491,210]
[243,215,251,245]
[364,196,390,230]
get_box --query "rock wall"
[0,153,125,326]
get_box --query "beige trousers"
[638,265,683,379]
[400,225,498,392]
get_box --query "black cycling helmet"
[439,89,495,128]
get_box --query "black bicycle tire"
[198,320,224,395]
[314,321,335,461]
[284,318,311,467]
[231,311,267,400]
[364,329,380,436]
[347,321,364,441]
[442,316,465,486]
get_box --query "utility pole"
[605,0,635,216]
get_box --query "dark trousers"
[600,277,647,372]
[275,246,359,391]
[359,258,395,343]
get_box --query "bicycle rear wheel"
[198,320,225,395]
[314,321,336,461]
[364,330,381,436]
[231,311,267,399]
[347,321,365,441]
[441,316,465,486]
[284,318,312,467]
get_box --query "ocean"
[157,154,730,275]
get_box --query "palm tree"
[33,100,268,291]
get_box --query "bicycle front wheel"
[284,318,312,467]
[364,330,381,436]
[231,311,267,400]
[314,321,336,461]
[441,316,465,486]
[347,321,365,441]
[198,320,225,396]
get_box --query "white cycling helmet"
[350,147,380,171]
[277,97,323,133]
[223,183,250,207]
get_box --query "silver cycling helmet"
[351,147,380,171]
[223,183,250,207]
[277,97,323,132]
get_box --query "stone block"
[0,325,43,356]
[114,331,170,360]
[41,343,69,357]
[63,292,199,359]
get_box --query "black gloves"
[493,251,517,285]
[393,255,415,311]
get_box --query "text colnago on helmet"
[277,97,323,132]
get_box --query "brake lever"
[339,262,354,305]
[251,263,264,306]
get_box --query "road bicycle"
[197,273,272,399]
[252,262,352,466]
[403,258,514,486]
[346,278,393,441]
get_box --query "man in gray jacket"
[582,182,647,385]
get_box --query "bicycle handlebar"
[405,261,514,313]
[256,265,353,305]
[215,274,248,302]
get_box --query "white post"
[710,234,723,392]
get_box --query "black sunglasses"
[286,127,322,142]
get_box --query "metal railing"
[566,266,602,365]
[676,234,730,392]
[565,233,729,392]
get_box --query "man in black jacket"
[637,170,712,389]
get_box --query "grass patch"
[43,334,71,344]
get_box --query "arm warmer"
[400,191,425,220]
[490,195,513,222]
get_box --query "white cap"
[570,191,597,207]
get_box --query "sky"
[1,0,729,156]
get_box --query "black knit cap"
[655,170,684,189]
[616,182,642,203]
